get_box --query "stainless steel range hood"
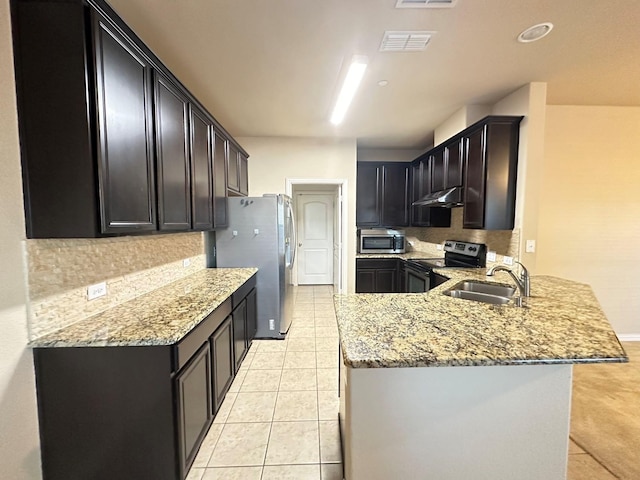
[412,187,463,207]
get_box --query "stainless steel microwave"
[358,229,406,254]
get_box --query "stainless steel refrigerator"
[214,194,296,339]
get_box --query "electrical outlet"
[87,282,107,300]
[183,258,191,267]
[487,251,497,262]
[436,244,443,251]
[526,240,536,253]
[503,256,514,266]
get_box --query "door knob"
[298,243,302,247]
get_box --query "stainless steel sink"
[447,280,516,297]
[442,280,516,305]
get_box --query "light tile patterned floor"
[187,285,343,480]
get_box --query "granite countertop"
[31,268,258,348]
[334,268,627,368]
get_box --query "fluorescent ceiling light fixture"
[330,56,368,125]
[517,22,554,43]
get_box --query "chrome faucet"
[487,261,531,297]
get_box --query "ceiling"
[108,0,640,149]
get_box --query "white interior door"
[296,194,334,284]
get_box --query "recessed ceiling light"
[517,22,554,43]
[378,80,389,87]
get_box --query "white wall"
[434,105,491,145]
[237,137,358,293]
[0,0,42,476]
[537,106,640,336]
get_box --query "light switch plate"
[503,256,514,266]
[487,251,497,262]
[87,281,107,300]
[526,240,536,253]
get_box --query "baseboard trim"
[617,334,640,342]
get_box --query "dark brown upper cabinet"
[212,130,229,228]
[226,144,249,197]
[239,153,249,196]
[154,73,191,231]
[95,14,158,235]
[356,163,382,227]
[429,139,463,193]
[190,106,214,231]
[410,156,451,228]
[12,0,159,237]
[444,138,463,188]
[430,148,446,192]
[462,117,522,230]
[11,0,245,238]
[356,162,410,228]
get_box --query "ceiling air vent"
[380,31,434,52]
[396,0,457,8]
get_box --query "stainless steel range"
[404,240,487,293]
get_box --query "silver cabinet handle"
[298,243,302,247]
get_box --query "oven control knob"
[469,246,477,252]
[445,242,452,247]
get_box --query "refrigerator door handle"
[287,201,297,269]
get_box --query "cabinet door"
[154,73,191,230]
[356,259,398,293]
[463,127,487,229]
[356,163,382,227]
[375,269,397,293]
[355,269,376,293]
[410,161,423,226]
[93,13,156,233]
[211,316,234,412]
[445,138,463,188]
[381,164,410,227]
[227,143,240,193]
[246,288,257,346]
[239,153,249,196]
[190,106,213,230]
[430,149,446,192]
[212,130,229,228]
[176,343,212,477]
[232,300,248,372]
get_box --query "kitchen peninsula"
[334,268,627,480]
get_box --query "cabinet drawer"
[174,298,232,371]
[231,274,257,308]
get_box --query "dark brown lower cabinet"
[212,316,234,411]
[246,288,257,341]
[176,343,212,476]
[355,259,399,293]
[232,299,248,372]
[32,275,258,480]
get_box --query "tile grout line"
[569,435,621,479]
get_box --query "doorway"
[287,179,346,293]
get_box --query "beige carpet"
[568,342,640,479]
